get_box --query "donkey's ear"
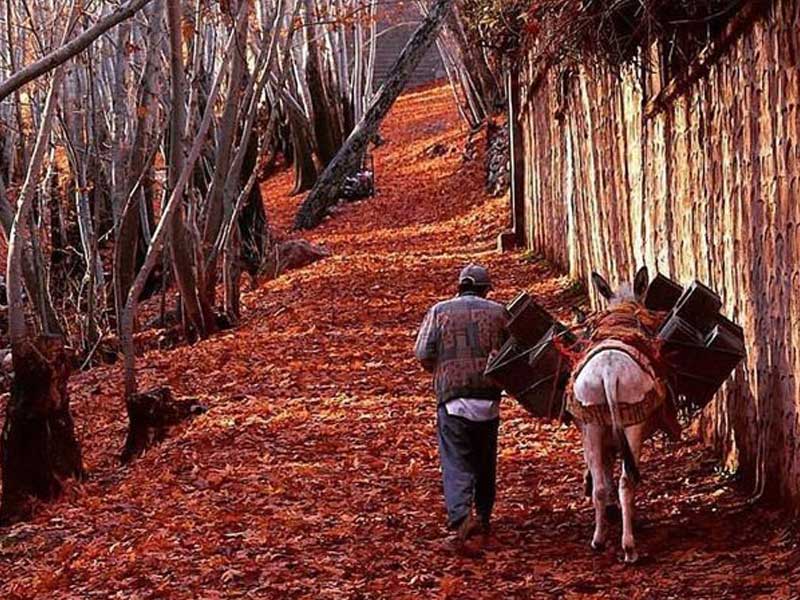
[633,266,649,300]
[591,272,613,300]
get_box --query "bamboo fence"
[518,0,800,504]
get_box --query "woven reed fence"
[518,0,800,504]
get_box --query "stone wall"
[374,6,445,88]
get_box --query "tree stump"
[120,387,205,463]
[0,335,83,525]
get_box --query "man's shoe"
[457,513,482,542]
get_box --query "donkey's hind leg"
[603,448,621,523]
[582,424,608,551]
[619,423,645,563]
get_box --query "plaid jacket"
[414,293,509,405]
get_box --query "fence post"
[498,67,526,251]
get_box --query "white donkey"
[572,266,659,564]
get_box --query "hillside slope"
[0,85,796,599]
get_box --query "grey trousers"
[436,406,499,528]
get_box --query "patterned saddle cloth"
[565,339,667,427]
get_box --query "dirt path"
[1,85,797,599]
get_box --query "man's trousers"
[436,406,499,528]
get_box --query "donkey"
[572,266,658,564]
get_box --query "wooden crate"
[657,282,746,412]
[643,273,684,312]
[671,280,723,335]
[661,340,745,411]
[506,291,555,346]
[486,325,572,420]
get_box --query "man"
[414,264,508,550]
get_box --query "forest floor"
[1,84,799,599]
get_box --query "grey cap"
[458,263,492,289]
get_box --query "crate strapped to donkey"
[485,274,746,426]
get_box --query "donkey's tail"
[604,377,641,485]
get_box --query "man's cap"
[458,264,492,289]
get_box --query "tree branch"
[0,0,154,104]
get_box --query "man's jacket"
[414,293,508,405]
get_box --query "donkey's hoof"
[623,547,639,564]
[591,539,605,552]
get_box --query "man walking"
[414,264,508,551]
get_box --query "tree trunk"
[0,179,62,337]
[110,20,133,226]
[222,227,243,320]
[301,0,341,167]
[220,146,264,319]
[6,59,68,348]
[435,37,476,128]
[75,182,104,344]
[0,11,82,524]
[199,0,248,320]
[0,335,83,524]
[293,0,454,229]
[351,3,364,123]
[289,107,318,195]
[363,0,378,113]
[237,133,269,277]
[446,5,499,110]
[165,0,206,340]
[113,0,164,327]
[335,0,353,138]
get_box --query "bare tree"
[113,0,166,336]
[0,0,155,104]
[119,3,248,446]
[0,5,83,525]
[0,0,389,493]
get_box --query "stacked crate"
[484,293,574,419]
[486,275,746,420]
[646,276,746,412]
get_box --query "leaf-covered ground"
[1,85,798,599]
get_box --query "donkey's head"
[591,266,649,307]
